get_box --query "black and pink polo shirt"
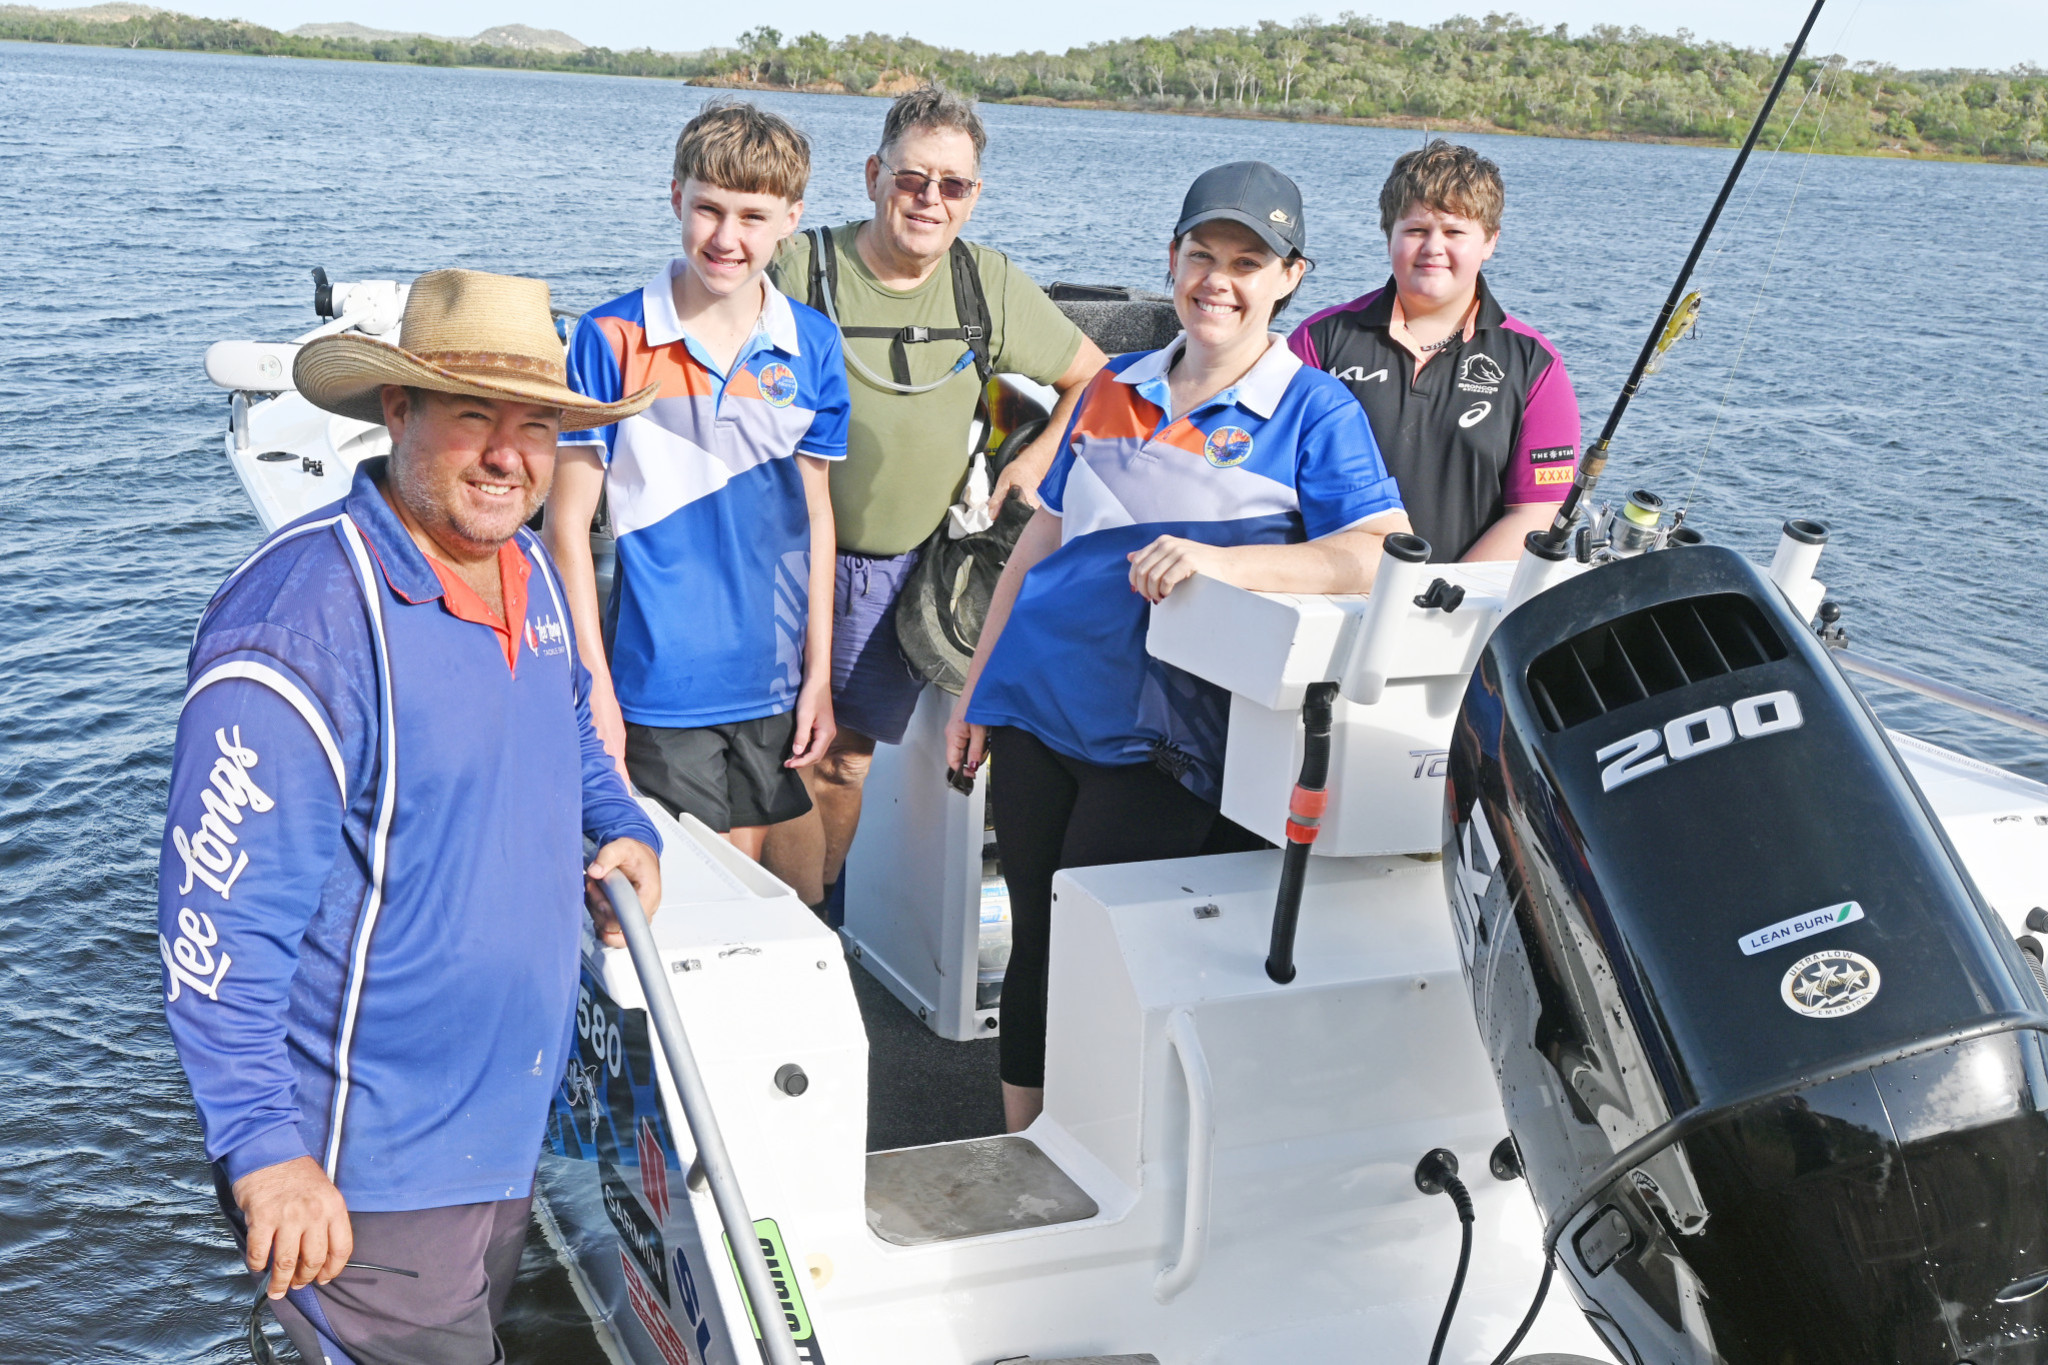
[1288,273,1580,562]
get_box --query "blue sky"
[146,0,2044,71]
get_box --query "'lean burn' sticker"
[1739,900,1863,956]
[1781,949,1881,1019]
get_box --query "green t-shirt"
[771,222,1084,557]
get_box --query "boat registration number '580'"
[1596,690,1804,792]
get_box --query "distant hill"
[287,18,583,51]
[1,2,166,19]
[470,23,581,52]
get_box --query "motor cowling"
[1445,544,2048,1365]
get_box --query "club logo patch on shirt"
[757,362,798,408]
[1458,353,1504,395]
[1528,445,1576,463]
[1533,466,1574,485]
[1203,426,1254,468]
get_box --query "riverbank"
[688,76,2026,166]
[3,6,2041,167]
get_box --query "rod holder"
[1768,518,1830,622]
[1341,533,1431,706]
[1505,528,1574,613]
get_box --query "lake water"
[2,39,2044,1363]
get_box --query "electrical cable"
[1485,1251,1556,1365]
[1428,1176,1476,1365]
[1416,1150,1477,1365]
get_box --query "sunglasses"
[876,158,978,202]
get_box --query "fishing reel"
[1571,488,1703,564]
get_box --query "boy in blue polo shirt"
[546,101,850,859]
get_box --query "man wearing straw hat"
[159,269,664,1364]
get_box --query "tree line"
[6,7,2043,163]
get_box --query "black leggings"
[989,726,1263,1088]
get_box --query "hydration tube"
[1538,0,1829,554]
[599,870,804,1365]
[813,270,978,396]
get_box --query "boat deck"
[853,956,1004,1152]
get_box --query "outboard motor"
[1445,544,2048,1365]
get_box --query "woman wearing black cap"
[944,162,1413,1131]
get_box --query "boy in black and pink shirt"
[1289,140,1580,563]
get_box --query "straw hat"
[294,269,657,431]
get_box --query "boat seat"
[865,1135,1099,1246]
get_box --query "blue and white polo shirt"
[966,334,1403,802]
[563,263,850,728]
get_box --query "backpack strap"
[947,238,993,387]
[804,226,838,318]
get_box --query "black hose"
[1427,1173,1477,1365]
[1486,1250,1555,1365]
[1541,0,1828,549]
[1265,680,1339,984]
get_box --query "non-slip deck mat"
[864,1134,1099,1246]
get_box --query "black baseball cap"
[1174,161,1306,258]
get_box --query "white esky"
[152,0,2042,71]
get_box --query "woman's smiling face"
[1169,221,1306,351]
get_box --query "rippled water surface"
[2,40,2044,1363]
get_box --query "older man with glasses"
[768,84,1104,916]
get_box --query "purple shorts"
[832,548,926,745]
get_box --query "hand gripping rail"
[601,871,803,1365]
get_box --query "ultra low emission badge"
[1781,949,1882,1019]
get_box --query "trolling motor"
[1444,541,2048,1364]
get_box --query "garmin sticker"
[1740,901,1863,956]
[1781,949,1881,1019]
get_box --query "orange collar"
[423,539,531,674]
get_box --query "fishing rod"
[1537,0,1829,554]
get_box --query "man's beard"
[390,448,549,553]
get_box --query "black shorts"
[625,713,812,831]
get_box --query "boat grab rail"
[601,869,803,1365]
[1153,1008,1214,1304]
[1832,649,2048,742]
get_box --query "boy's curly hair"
[1378,139,1503,237]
